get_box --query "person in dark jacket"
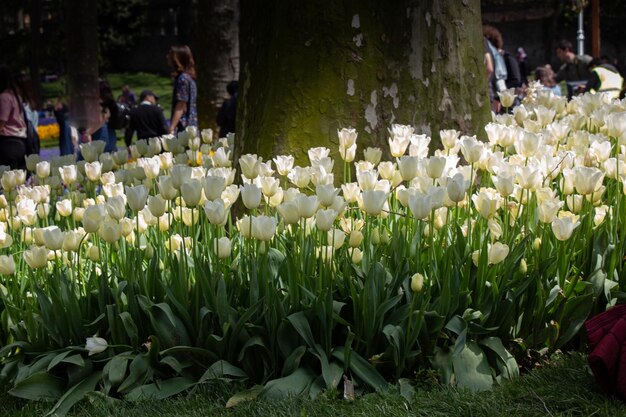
[216,80,237,139]
[124,90,168,148]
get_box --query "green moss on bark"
[237,0,490,166]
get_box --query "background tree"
[237,0,491,165]
[97,0,148,72]
[194,0,240,131]
[65,0,100,131]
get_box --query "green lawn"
[41,72,173,119]
[40,72,173,149]
[1,353,624,417]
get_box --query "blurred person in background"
[585,57,624,100]
[483,25,521,90]
[554,39,592,98]
[216,80,238,139]
[166,45,197,135]
[516,47,529,86]
[14,73,40,129]
[0,65,27,170]
[483,25,521,112]
[89,79,119,154]
[118,84,136,107]
[54,97,74,156]
[124,89,168,149]
[535,65,562,97]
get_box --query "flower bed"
[1,85,625,414]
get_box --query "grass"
[0,353,623,417]
[39,72,173,150]
[41,72,173,118]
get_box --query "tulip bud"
[258,241,267,255]
[214,237,232,259]
[519,258,528,274]
[23,246,49,269]
[410,273,424,292]
[472,250,480,267]
[351,248,362,264]
[371,229,380,245]
[0,254,16,275]
[143,243,154,260]
[88,245,100,262]
[379,229,390,245]
[533,238,542,251]
[85,335,108,356]
[349,230,363,248]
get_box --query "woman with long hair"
[166,45,197,135]
[0,65,27,170]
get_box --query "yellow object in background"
[37,124,60,141]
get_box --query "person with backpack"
[484,25,521,112]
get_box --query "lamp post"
[577,10,585,56]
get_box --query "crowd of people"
[483,26,625,114]
[0,44,239,167]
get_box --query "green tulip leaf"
[479,337,519,380]
[125,377,195,401]
[106,355,129,386]
[332,347,387,391]
[281,345,307,377]
[287,311,317,350]
[556,293,593,349]
[117,354,151,394]
[225,385,264,408]
[199,360,247,382]
[9,371,65,401]
[44,371,102,417]
[262,367,316,400]
[452,341,493,392]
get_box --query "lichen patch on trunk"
[347,79,355,96]
[365,90,378,132]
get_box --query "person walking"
[124,90,168,148]
[166,45,197,135]
[0,65,27,170]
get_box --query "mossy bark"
[237,0,490,165]
[194,0,240,132]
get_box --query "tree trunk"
[194,0,240,132]
[28,0,43,108]
[65,0,100,131]
[237,0,491,166]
